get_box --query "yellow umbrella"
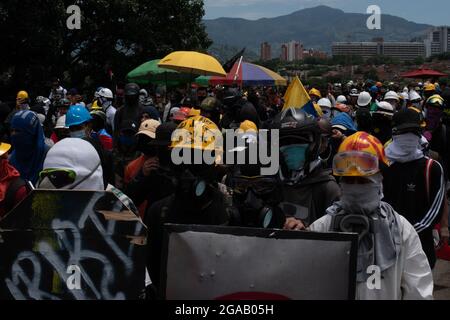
[158,51,227,77]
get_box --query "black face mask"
[137,135,154,156]
[125,95,139,107]
[231,176,284,229]
[141,146,158,157]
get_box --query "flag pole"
[234,56,243,83]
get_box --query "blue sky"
[204,0,450,26]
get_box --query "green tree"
[364,68,379,81]
[0,0,211,99]
[412,57,424,65]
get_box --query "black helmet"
[392,108,422,136]
[125,83,140,96]
[222,87,241,108]
[272,107,321,176]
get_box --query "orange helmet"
[333,132,388,177]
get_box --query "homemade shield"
[161,224,358,300]
[0,190,147,300]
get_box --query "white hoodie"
[310,211,433,300]
[41,138,104,190]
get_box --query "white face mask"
[70,130,86,139]
[340,182,381,215]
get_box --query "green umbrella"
[194,75,210,87]
[126,59,191,86]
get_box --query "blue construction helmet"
[66,104,92,128]
[370,85,379,93]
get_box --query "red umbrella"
[401,68,447,79]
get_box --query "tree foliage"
[0,0,211,99]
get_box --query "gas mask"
[280,144,308,171]
[177,167,209,198]
[231,175,284,229]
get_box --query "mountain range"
[204,5,433,61]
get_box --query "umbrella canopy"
[158,51,226,77]
[195,61,287,87]
[401,68,447,79]
[126,59,191,85]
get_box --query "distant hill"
[204,5,432,60]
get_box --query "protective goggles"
[233,176,278,195]
[39,168,76,189]
[333,151,379,177]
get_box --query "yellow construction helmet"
[188,108,201,117]
[16,91,29,100]
[91,100,102,111]
[0,142,11,157]
[171,115,223,153]
[238,120,258,133]
[424,83,436,92]
[309,88,322,98]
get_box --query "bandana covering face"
[385,133,424,164]
[331,173,401,282]
[10,110,47,184]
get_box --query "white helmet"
[374,101,394,117]
[318,98,332,109]
[409,90,422,102]
[357,92,371,107]
[336,95,347,104]
[400,92,409,101]
[384,91,400,102]
[55,115,68,129]
[98,88,113,99]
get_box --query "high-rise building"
[260,42,272,61]
[332,38,426,61]
[281,44,288,61]
[424,26,450,57]
[280,41,303,61]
